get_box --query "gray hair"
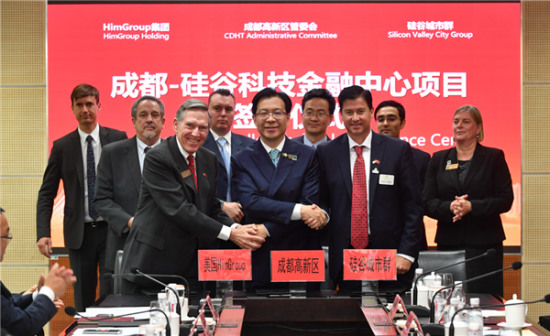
[131,96,165,119]
[175,99,210,126]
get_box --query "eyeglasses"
[1,234,12,240]
[376,115,401,123]
[303,111,329,119]
[255,111,287,119]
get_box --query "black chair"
[417,250,468,291]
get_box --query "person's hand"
[222,202,244,223]
[22,285,39,296]
[44,263,77,299]
[254,224,269,239]
[127,217,134,228]
[301,204,326,229]
[229,225,265,250]
[450,194,472,222]
[53,298,65,309]
[396,256,413,275]
[37,237,52,258]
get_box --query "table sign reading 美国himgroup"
[198,249,252,281]
[270,250,325,282]
[343,249,397,281]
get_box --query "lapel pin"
[372,167,379,174]
[282,152,298,161]
[372,159,380,165]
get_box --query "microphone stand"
[66,307,172,336]
[449,295,550,336]
[133,268,182,317]
[429,262,522,322]
[412,249,495,305]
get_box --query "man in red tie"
[316,85,423,293]
[121,99,264,293]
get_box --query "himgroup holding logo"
[103,22,171,41]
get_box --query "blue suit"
[202,131,254,201]
[232,138,322,287]
[317,132,423,290]
[1,282,56,336]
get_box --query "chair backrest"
[418,250,468,290]
[113,249,124,295]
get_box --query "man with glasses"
[293,89,335,148]
[232,88,328,290]
[374,100,430,250]
[1,207,76,335]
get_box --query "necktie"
[144,146,152,153]
[269,149,280,167]
[187,155,198,190]
[86,135,99,220]
[217,137,232,201]
[351,145,368,249]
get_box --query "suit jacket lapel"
[446,147,461,193]
[461,144,485,191]
[195,149,211,211]
[126,137,142,195]
[369,132,384,207]
[250,140,276,182]
[267,138,295,196]
[337,135,353,201]
[207,132,224,167]
[70,130,84,188]
[167,137,197,200]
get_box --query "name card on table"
[343,249,397,281]
[198,249,252,281]
[271,250,325,282]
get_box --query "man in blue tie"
[203,89,254,223]
[232,88,327,290]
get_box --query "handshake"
[228,204,327,251]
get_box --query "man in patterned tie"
[316,85,423,293]
[36,84,127,311]
[232,88,328,290]
[203,89,254,223]
[121,99,264,294]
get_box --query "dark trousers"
[438,242,503,298]
[68,222,108,311]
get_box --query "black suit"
[93,136,143,272]
[317,132,423,291]
[292,135,330,146]
[202,131,254,201]
[411,147,431,250]
[423,144,513,296]
[121,136,233,292]
[1,281,56,336]
[36,126,127,310]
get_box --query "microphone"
[65,306,172,336]
[412,249,496,305]
[130,268,182,317]
[429,261,522,322]
[449,294,550,336]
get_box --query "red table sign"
[343,249,397,281]
[198,249,252,281]
[271,250,325,282]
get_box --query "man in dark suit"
[36,84,127,311]
[374,100,430,250]
[293,88,335,148]
[232,88,327,290]
[203,89,254,223]
[121,99,264,293]
[316,86,423,292]
[2,207,76,336]
[93,96,165,288]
